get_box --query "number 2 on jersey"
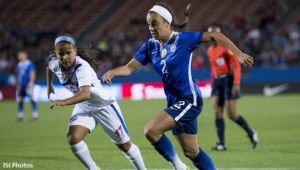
[170,101,186,110]
[161,60,168,74]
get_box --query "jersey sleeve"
[206,47,216,77]
[75,64,92,87]
[134,40,151,65]
[47,58,59,72]
[180,32,203,51]
[228,51,241,84]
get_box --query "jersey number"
[161,60,168,74]
[170,101,186,110]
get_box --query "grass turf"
[0,94,299,169]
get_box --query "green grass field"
[0,94,299,170]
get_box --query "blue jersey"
[17,60,35,86]
[135,32,203,106]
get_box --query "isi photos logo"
[2,162,33,169]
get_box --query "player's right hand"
[237,52,254,68]
[102,71,113,86]
[50,100,65,109]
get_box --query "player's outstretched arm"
[202,32,254,67]
[102,58,141,86]
[50,86,90,109]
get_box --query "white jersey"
[48,56,115,111]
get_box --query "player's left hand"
[28,81,34,89]
[237,52,253,68]
[50,100,65,109]
[27,82,34,95]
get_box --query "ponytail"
[154,1,191,29]
[77,48,100,72]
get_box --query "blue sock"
[18,101,24,113]
[30,100,38,112]
[235,116,253,136]
[215,118,225,145]
[152,134,176,162]
[192,149,216,170]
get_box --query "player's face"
[17,52,28,61]
[55,43,77,69]
[147,12,171,42]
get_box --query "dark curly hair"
[48,35,100,72]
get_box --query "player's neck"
[160,31,174,45]
[213,43,218,47]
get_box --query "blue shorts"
[17,84,32,97]
[165,99,202,135]
[211,74,240,100]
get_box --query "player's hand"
[50,100,65,109]
[102,71,114,86]
[47,86,55,99]
[28,81,34,89]
[237,52,253,68]
[232,84,240,97]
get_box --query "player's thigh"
[16,86,26,101]
[69,105,97,132]
[166,100,202,136]
[211,79,222,97]
[67,125,90,144]
[25,85,34,98]
[225,75,241,100]
[68,110,96,143]
[144,110,176,135]
[93,102,130,145]
[212,79,225,103]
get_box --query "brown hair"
[153,1,191,29]
[48,47,100,72]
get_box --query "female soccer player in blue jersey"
[16,51,39,122]
[103,2,253,170]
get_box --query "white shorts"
[69,102,130,144]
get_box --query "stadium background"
[0,0,299,169]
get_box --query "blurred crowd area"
[0,0,299,86]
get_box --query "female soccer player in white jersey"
[102,2,253,170]
[47,35,146,170]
